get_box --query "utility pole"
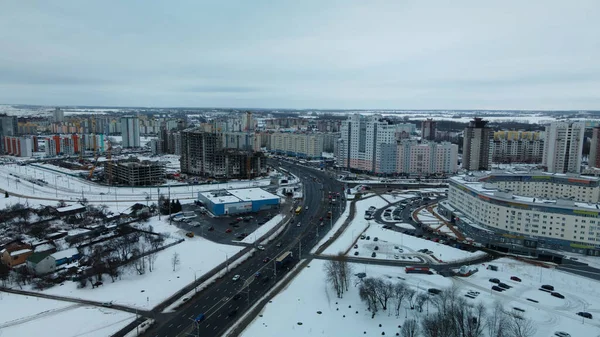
[168,183,172,226]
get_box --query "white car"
[232,275,240,282]
[394,254,399,259]
[257,245,265,250]
[296,223,301,227]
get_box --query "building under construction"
[105,157,166,186]
[180,129,266,179]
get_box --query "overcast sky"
[1,1,599,110]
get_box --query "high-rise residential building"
[396,140,458,175]
[0,115,18,154]
[3,136,37,157]
[121,116,140,148]
[421,119,437,141]
[269,133,325,159]
[589,127,600,168]
[339,114,399,173]
[542,122,585,174]
[462,118,493,171]
[491,131,544,164]
[53,108,64,123]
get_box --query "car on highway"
[227,309,238,317]
[276,242,282,247]
[225,228,232,233]
[232,275,240,281]
[233,293,242,301]
[257,245,265,250]
[305,206,308,210]
[296,222,301,227]
[263,257,271,263]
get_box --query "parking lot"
[175,203,283,245]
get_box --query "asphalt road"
[142,161,344,337]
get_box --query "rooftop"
[51,248,79,260]
[200,188,279,205]
[56,204,86,213]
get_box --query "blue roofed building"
[198,188,280,216]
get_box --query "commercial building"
[491,131,544,164]
[396,140,458,176]
[197,188,279,216]
[421,119,437,141]
[462,118,493,171]
[105,158,166,186]
[338,114,400,173]
[542,121,585,174]
[180,129,266,179]
[269,132,325,159]
[589,126,600,168]
[3,136,38,157]
[440,172,600,256]
[121,116,140,148]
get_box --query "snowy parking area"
[0,292,135,337]
[349,225,486,263]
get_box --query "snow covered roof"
[227,188,279,201]
[51,248,79,260]
[34,243,55,253]
[56,204,86,213]
[10,249,32,256]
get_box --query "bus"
[276,251,293,266]
[295,206,302,215]
[405,266,433,275]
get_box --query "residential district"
[1,106,600,337]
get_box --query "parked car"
[498,283,511,289]
[428,288,442,295]
[186,232,194,238]
[374,246,379,251]
[374,237,379,241]
[541,284,555,291]
[551,292,565,299]
[492,286,504,292]
[510,276,521,282]
[354,251,359,256]
[489,278,500,284]
[354,244,358,249]
[394,254,399,259]
[371,252,376,257]
[577,312,592,319]
[554,332,571,337]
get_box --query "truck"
[275,251,293,267]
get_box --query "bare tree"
[415,293,429,313]
[171,251,180,272]
[487,302,509,337]
[507,313,537,337]
[132,245,147,275]
[405,288,416,309]
[147,252,158,272]
[393,282,407,317]
[335,253,352,293]
[359,278,380,318]
[324,260,342,298]
[421,312,449,337]
[401,318,419,337]
[374,279,394,311]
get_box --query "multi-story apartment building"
[0,115,18,154]
[3,136,38,157]
[440,172,600,256]
[421,119,437,141]
[53,108,64,123]
[462,118,493,171]
[395,140,458,176]
[339,114,400,173]
[589,126,600,168]
[269,133,325,159]
[121,116,140,148]
[491,131,544,164]
[542,122,585,174]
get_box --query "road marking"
[229,304,232,308]
[177,324,182,329]
[194,304,198,308]
[218,314,222,318]
[168,324,173,328]
[213,326,218,330]
[181,313,186,317]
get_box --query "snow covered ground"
[349,225,486,263]
[0,163,270,214]
[241,214,284,244]
[240,257,600,337]
[321,195,390,255]
[22,216,243,310]
[0,292,135,337]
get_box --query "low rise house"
[55,204,87,217]
[0,242,33,268]
[51,248,80,266]
[27,252,56,275]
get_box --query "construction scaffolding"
[105,158,166,186]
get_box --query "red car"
[510,276,522,282]
[225,228,232,233]
[263,257,270,263]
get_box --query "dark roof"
[27,251,53,264]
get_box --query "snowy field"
[241,214,284,244]
[21,216,243,310]
[0,163,270,214]
[0,292,135,337]
[350,225,486,263]
[240,257,600,337]
[321,195,390,255]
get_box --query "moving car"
[232,275,240,281]
[263,257,271,263]
[257,245,265,250]
[225,228,232,233]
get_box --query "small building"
[0,242,33,268]
[197,187,280,216]
[51,248,80,266]
[27,252,56,275]
[56,204,87,216]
